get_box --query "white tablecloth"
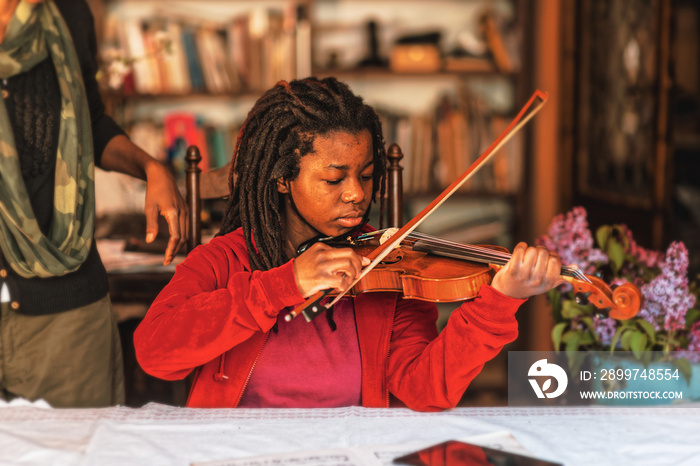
[1,401,699,466]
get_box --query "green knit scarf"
[0,0,95,278]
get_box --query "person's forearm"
[99,134,164,180]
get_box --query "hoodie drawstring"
[213,354,229,381]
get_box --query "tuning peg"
[575,291,592,305]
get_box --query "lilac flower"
[593,315,617,346]
[623,226,663,269]
[536,207,608,274]
[544,207,700,356]
[679,322,700,362]
[638,242,696,332]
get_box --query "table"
[1,401,699,466]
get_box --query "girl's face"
[277,129,374,252]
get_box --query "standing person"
[135,77,562,410]
[0,0,188,407]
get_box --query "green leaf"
[579,316,599,341]
[566,351,588,376]
[672,357,693,383]
[620,329,633,350]
[608,241,625,275]
[614,225,630,250]
[551,322,567,351]
[564,332,581,353]
[610,326,626,354]
[596,225,612,249]
[561,330,577,343]
[629,331,648,359]
[579,333,595,346]
[636,319,657,344]
[685,308,700,327]
[561,300,585,319]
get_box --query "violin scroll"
[568,275,642,321]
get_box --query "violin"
[291,229,642,323]
[289,89,643,324]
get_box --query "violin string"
[409,231,590,283]
[407,232,512,263]
[406,231,592,284]
[359,229,592,283]
[408,232,512,259]
[414,242,509,265]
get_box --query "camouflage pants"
[0,294,125,407]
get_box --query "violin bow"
[288,89,549,321]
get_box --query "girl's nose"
[342,179,365,204]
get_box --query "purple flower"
[537,207,608,274]
[623,227,663,269]
[686,322,700,351]
[593,315,617,346]
[544,207,700,355]
[679,322,700,362]
[638,242,696,332]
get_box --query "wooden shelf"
[102,90,260,101]
[313,66,512,79]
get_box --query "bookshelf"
[94,0,532,249]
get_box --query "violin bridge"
[379,228,400,245]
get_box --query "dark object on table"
[394,440,563,466]
[357,20,388,68]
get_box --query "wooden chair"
[184,143,405,251]
[184,146,231,251]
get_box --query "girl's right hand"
[292,243,370,297]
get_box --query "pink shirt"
[237,297,362,408]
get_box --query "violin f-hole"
[379,252,403,265]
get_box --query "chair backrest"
[385,143,404,229]
[185,146,230,251]
[185,143,404,251]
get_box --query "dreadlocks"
[218,77,387,272]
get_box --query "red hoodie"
[134,228,523,411]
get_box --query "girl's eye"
[325,179,342,185]
[361,174,374,181]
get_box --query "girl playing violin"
[134,77,563,410]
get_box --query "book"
[121,18,159,94]
[480,11,515,73]
[196,27,234,94]
[164,113,210,177]
[205,125,231,170]
[181,26,206,93]
[160,21,192,94]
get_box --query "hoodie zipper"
[233,331,270,407]
[384,303,397,408]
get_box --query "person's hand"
[143,160,188,265]
[292,242,370,297]
[490,242,565,299]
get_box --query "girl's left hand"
[490,242,565,299]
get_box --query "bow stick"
[287,89,549,322]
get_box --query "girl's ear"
[276,177,290,194]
